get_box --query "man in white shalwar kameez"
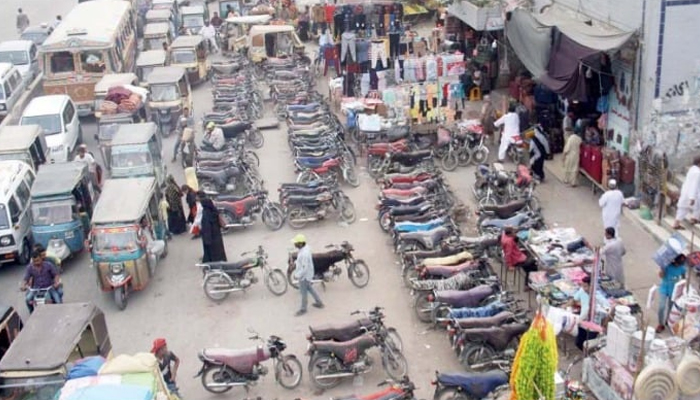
[673,156,700,229]
[599,179,624,234]
[494,105,520,162]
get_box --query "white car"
[20,95,82,162]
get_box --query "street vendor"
[500,227,538,290]
[151,338,180,396]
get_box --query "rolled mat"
[634,363,678,400]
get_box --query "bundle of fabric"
[106,86,132,104]
[117,94,143,113]
[100,101,119,115]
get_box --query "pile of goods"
[100,85,147,115]
[510,312,558,400]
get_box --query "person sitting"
[203,122,225,151]
[21,249,63,313]
[500,226,538,290]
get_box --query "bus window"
[81,51,106,73]
[50,52,76,73]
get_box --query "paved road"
[0,2,666,400]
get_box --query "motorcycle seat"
[281,187,329,196]
[297,155,335,167]
[382,196,427,208]
[197,150,232,159]
[459,323,529,350]
[394,218,446,232]
[424,261,478,277]
[202,347,265,374]
[479,200,528,219]
[435,285,494,308]
[398,226,450,243]
[280,181,324,189]
[453,311,515,329]
[381,186,427,198]
[207,258,256,273]
[448,302,506,319]
[480,212,530,229]
[391,150,432,166]
[311,333,376,355]
[196,168,239,180]
[309,318,372,342]
[437,371,508,399]
[421,251,473,267]
[389,203,432,217]
[285,194,326,205]
[215,194,250,202]
[459,235,499,247]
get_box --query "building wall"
[542,0,643,31]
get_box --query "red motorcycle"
[298,376,418,400]
[214,191,284,231]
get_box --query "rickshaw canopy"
[0,303,109,373]
[30,162,88,199]
[92,178,156,225]
[170,35,205,49]
[143,22,171,36]
[0,125,43,153]
[181,5,205,15]
[248,24,295,36]
[94,73,138,95]
[226,15,272,24]
[145,66,186,85]
[136,50,168,67]
[111,122,158,146]
[145,9,173,21]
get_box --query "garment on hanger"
[370,39,388,69]
[341,32,356,62]
[323,45,340,76]
[413,39,427,57]
[360,73,370,96]
[325,3,336,23]
[394,58,401,83]
[388,32,401,58]
[356,38,370,64]
[425,55,438,81]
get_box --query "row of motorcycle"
[261,55,358,229]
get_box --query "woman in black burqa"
[165,176,187,234]
[199,193,227,262]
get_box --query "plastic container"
[628,328,655,372]
[653,234,687,268]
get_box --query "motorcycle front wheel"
[472,147,489,165]
[308,355,344,389]
[247,130,264,149]
[264,269,288,296]
[287,208,308,229]
[381,349,408,381]
[348,260,370,288]
[201,365,236,394]
[262,205,285,231]
[338,199,357,224]
[413,294,433,323]
[275,355,303,389]
[459,343,496,369]
[385,327,404,353]
[286,268,300,289]
[457,148,472,167]
[440,150,459,171]
[343,166,361,187]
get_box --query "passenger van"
[0,40,39,82]
[0,63,27,119]
[0,161,36,265]
[20,95,82,163]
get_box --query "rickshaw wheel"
[114,287,127,310]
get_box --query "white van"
[20,95,82,163]
[0,63,27,119]
[0,160,36,265]
[0,40,39,82]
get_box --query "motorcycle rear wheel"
[459,343,496,369]
[247,130,264,149]
[433,387,471,400]
[339,199,357,224]
[262,205,285,231]
[265,269,288,296]
[308,355,343,389]
[287,208,308,229]
[386,327,404,353]
[201,365,236,394]
[440,151,459,171]
[472,147,489,165]
[275,355,303,389]
[348,260,370,288]
[457,148,472,167]
[343,166,361,187]
[203,274,232,302]
[382,349,408,381]
[377,210,392,232]
[413,294,433,323]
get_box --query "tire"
[440,150,458,171]
[430,305,451,325]
[433,387,471,400]
[200,365,235,394]
[478,196,498,207]
[378,209,392,232]
[413,294,433,323]
[245,151,260,167]
[114,286,127,310]
[527,196,542,212]
[296,170,318,184]
[275,355,303,389]
[265,269,288,296]
[339,199,357,224]
[247,130,264,148]
[457,148,472,167]
[17,239,31,266]
[308,355,343,389]
[286,267,300,289]
[459,343,496,369]
[385,327,404,353]
[381,349,408,381]
[343,166,361,187]
[203,273,232,302]
[287,207,308,229]
[472,147,489,165]
[402,267,419,288]
[367,157,383,179]
[348,260,370,288]
[262,205,284,231]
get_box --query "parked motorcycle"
[432,370,509,400]
[307,307,403,352]
[197,246,288,301]
[307,331,408,389]
[457,322,529,367]
[215,190,284,231]
[196,329,302,393]
[281,184,356,228]
[287,241,369,288]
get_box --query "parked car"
[19,24,54,46]
[0,63,28,119]
[20,95,82,163]
[0,40,39,82]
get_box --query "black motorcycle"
[282,186,356,228]
[286,241,369,288]
[215,190,284,231]
[306,307,404,353]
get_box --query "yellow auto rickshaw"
[143,22,173,51]
[169,35,210,85]
[136,49,169,86]
[146,66,193,136]
[247,24,304,63]
[224,14,272,53]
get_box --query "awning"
[506,8,551,79]
[447,1,503,31]
[404,4,428,16]
[534,4,635,51]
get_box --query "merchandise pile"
[100,85,147,115]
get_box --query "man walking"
[602,227,626,286]
[494,104,520,162]
[672,155,700,229]
[598,179,624,234]
[292,234,324,316]
[16,9,30,34]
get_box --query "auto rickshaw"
[93,72,141,118]
[0,306,22,362]
[152,0,181,30]
[247,24,304,63]
[0,303,111,398]
[169,35,211,85]
[0,125,48,172]
[107,122,166,188]
[30,162,97,262]
[224,15,271,53]
[90,178,167,310]
[143,22,173,51]
[136,49,168,86]
[145,8,177,38]
[181,5,209,34]
[146,66,193,138]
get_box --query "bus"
[38,0,137,116]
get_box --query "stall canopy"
[506,6,635,99]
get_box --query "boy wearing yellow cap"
[292,234,324,316]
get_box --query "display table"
[525,228,595,269]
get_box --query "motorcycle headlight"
[0,235,13,246]
[110,263,124,274]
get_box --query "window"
[8,197,20,224]
[50,51,76,74]
[23,172,34,188]
[63,101,75,124]
[15,181,30,208]
[3,82,12,101]
[171,50,196,64]
[80,51,106,73]
[0,51,29,66]
[21,115,62,135]
[29,45,37,62]
[31,200,76,225]
[150,84,179,102]
[9,72,21,90]
[0,205,9,229]
[0,82,8,101]
[93,228,139,253]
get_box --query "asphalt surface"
[0,3,667,400]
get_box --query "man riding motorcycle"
[21,249,63,313]
[199,20,219,52]
[203,122,225,151]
